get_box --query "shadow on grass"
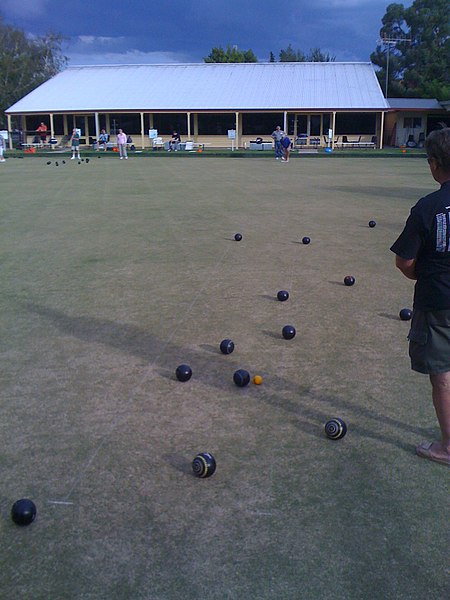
[325,184,423,200]
[155,367,178,381]
[378,311,402,321]
[25,301,429,452]
[199,343,220,354]
[261,329,282,339]
[162,453,193,476]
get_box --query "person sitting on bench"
[169,131,181,151]
[97,129,109,151]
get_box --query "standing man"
[36,122,48,146]
[271,125,285,160]
[390,127,450,466]
[0,133,6,162]
[117,128,128,160]
[70,128,81,160]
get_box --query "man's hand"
[395,255,417,280]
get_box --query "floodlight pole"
[380,36,411,98]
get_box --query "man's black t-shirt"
[390,181,450,311]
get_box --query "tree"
[371,0,450,99]
[0,17,67,125]
[204,45,257,63]
[279,44,305,62]
[278,44,335,62]
[308,47,336,62]
[269,51,275,63]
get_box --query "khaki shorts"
[408,309,450,374]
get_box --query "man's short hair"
[425,127,450,172]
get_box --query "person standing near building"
[390,127,450,467]
[271,125,285,159]
[70,128,81,160]
[36,122,48,146]
[117,128,128,159]
[0,133,6,162]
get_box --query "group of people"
[69,127,129,160]
[271,125,291,162]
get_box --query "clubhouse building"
[4,62,449,150]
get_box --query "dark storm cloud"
[1,0,414,65]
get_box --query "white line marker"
[48,500,75,505]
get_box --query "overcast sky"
[1,0,413,66]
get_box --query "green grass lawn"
[0,154,448,600]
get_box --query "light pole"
[380,36,411,98]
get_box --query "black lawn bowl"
[11,498,37,526]
[344,276,355,286]
[302,236,311,245]
[192,452,216,478]
[234,233,243,241]
[368,220,377,228]
[233,369,250,387]
[399,308,413,321]
[325,418,347,440]
[220,339,235,355]
[277,290,289,302]
[175,364,192,382]
[282,325,296,340]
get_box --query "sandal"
[416,441,450,467]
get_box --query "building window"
[153,114,189,136]
[197,114,236,135]
[108,114,140,134]
[335,113,376,134]
[242,113,284,135]
[404,117,422,128]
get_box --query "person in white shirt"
[0,134,5,162]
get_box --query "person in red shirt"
[36,122,48,145]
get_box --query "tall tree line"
[205,2,448,100]
[204,44,335,64]
[371,0,449,99]
[0,16,67,125]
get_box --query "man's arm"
[395,255,417,280]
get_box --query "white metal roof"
[6,62,389,114]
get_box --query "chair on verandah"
[152,137,164,150]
